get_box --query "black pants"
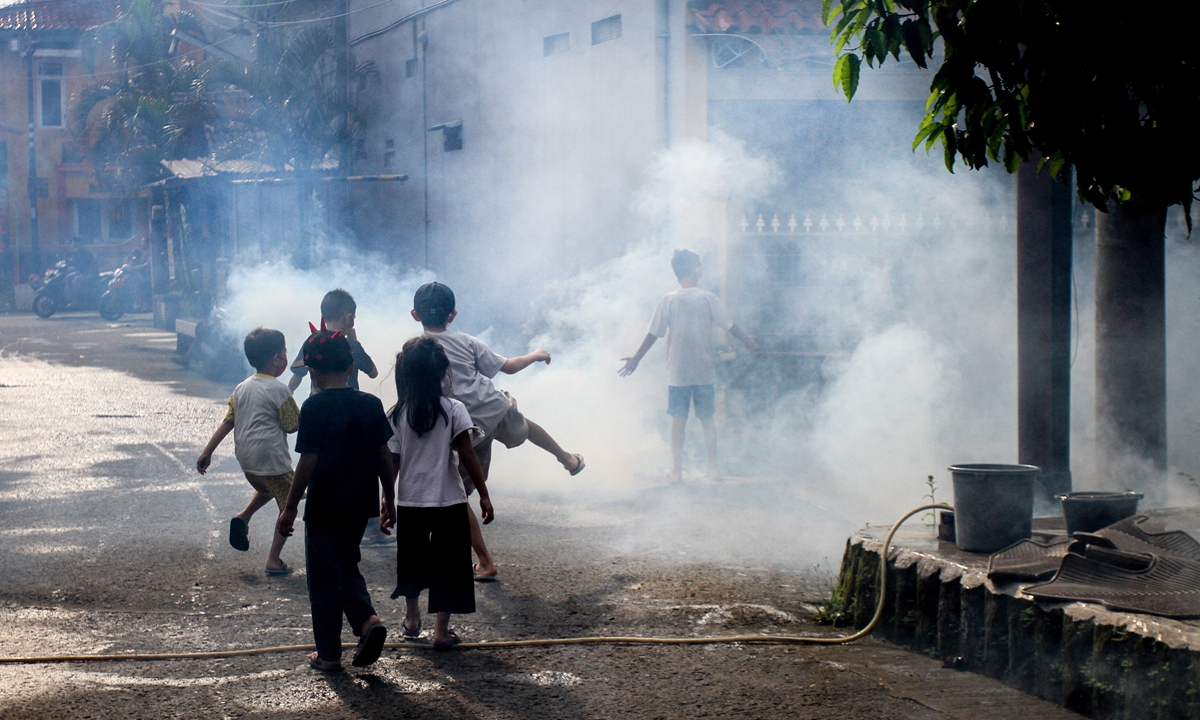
[305,518,376,662]
[391,503,475,614]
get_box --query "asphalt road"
[0,312,1083,719]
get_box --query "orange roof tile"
[0,0,115,32]
[688,0,825,34]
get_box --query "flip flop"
[308,652,343,673]
[228,517,249,552]
[401,619,422,640]
[568,454,585,477]
[473,564,498,583]
[432,629,462,651]
[264,563,294,576]
[352,620,388,667]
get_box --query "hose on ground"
[0,503,950,664]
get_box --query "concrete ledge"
[828,509,1200,718]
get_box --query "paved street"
[0,312,1082,719]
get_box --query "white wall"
[349,0,669,335]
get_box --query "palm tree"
[70,0,214,192]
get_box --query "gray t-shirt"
[423,329,510,438]
[648,287,734,387]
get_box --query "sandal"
[402,618,422,640]
[228,517,249,552]
[264,562,294,576]
[568,454,585,477]
[433,629,462,651]
[352,619,388,667]
[308,651,343,673]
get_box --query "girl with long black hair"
[387,336,493,649]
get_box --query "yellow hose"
[0,503,949,664]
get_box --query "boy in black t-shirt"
[277,330,397,672]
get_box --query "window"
[73,198,137,243]
[543,32,570,56]
[75,199,102,241]
[442,124,462,152]
[107,200,133,239]
[37,61,63,128]
[591,15,621,45]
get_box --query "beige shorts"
[244,470,298,512]
[459,391,529,495]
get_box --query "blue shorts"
[668,384,715,420]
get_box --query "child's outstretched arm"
[728,324,759,353]
[619,333,658,376]
[196,418,234,474]
[276,453,315,537]
[455,433,493,524]
[500,349,550,374]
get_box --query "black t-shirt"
[295,388,393,524]
[291,339,376,391]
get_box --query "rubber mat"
[1024,548,1200,617]
[1016,515,1200,618]
[987,536,1072,582]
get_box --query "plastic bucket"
[949,464,1039,553]
[1057,491,1143,535]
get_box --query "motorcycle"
[98,262,151,321]
[32,261,113,318]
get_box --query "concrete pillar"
[1095,198,1167,499]
[1016,164,1073,499]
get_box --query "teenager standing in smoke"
[409,282,583,582]
[620,249,758,482]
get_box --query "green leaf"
[901,19,928,68]
[841,53,861,100]
[821,0,835,26]
[1047,152,1066,180]
[912,118,940,150]
[942,126,957,173]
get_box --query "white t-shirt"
[647,287,734,387]
[422,330,511,438]
[387,397,477,507]
[227,374,299,476]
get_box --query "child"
[288,289,379,394]
[289,289,391,546]
[388,336,493,649]
[409,282,582,582]
[196,328,299,575]
[276,329,397,672]
[619,249,758,482]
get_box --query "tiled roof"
[688,0,825,35]
[0,0,115,32]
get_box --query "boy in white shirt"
[620,249,758,482]
[409,282,583,581]
[197,328,300,575]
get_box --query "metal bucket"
[1057,491,1144,535]
[949,464,1039,553]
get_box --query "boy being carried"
[277,329,396,672]
[620,249,757,483]
[410,282,583,581]
[196,328,299,575]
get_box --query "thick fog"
[210,21,1200,568]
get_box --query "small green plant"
[922,474,938,528]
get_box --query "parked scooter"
[32,260,113,318]
[98,260,151,321]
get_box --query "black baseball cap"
[413,282,456,325]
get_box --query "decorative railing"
[739,211,1012,234]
